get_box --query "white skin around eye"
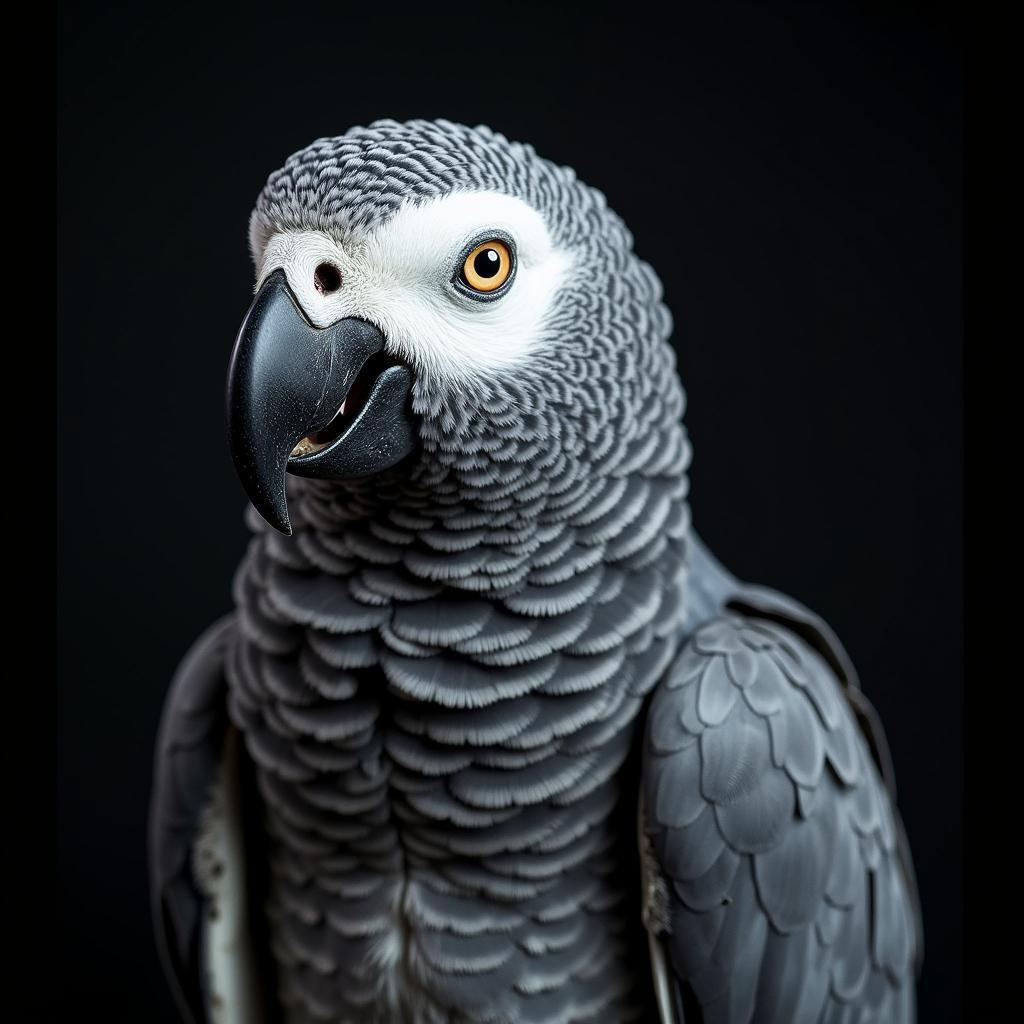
[255,192,571,385]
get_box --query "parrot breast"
[225,368,692,1023]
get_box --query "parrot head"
[227,119,686,536]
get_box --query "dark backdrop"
[57,2,963,1019]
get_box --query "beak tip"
[245,491,293,536]
[264,504,293,537]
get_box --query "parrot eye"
[458,239,514,296]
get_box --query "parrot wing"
[640,589,921,1023]
[148,614,273,1024]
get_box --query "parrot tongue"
[226,271,416,535]
[289,351,398,458]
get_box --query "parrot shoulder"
[640,596,921,1023]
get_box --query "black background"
[57,2,962,1019]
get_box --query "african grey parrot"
[149,119,921,1024]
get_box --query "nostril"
[314,263,342,295]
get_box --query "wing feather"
[641,606,920,1023]
[149,615,272,1024]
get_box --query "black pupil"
[473,248,501,278]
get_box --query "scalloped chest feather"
[224,408,692,1023]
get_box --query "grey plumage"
[642,608,918,1024]
[150,119,920,1024]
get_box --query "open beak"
[226,270,415,535]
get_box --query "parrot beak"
[226,270,415,535]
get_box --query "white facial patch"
[255,192,570,384]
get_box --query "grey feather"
[149,615,276,1024]
[642,607,920,1023]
